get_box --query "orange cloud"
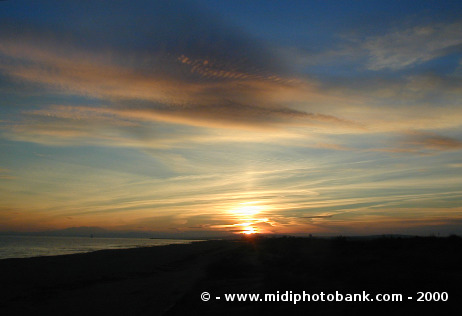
[405,131,462,150]
[376,131,462,153]
[0,32,361,133]
[2,26,462,153]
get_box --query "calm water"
[0,235,198,260]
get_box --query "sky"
[0,0,461,237]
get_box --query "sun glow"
[227,202,270,235]
[229,204,263,217]
[242,225,257,234]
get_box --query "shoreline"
[0,236,460,315]
[0,235,207,260]
[0,239,230,315]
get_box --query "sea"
[0,235,199,260]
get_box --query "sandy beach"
[0,236,461,315]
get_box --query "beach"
[0,236,461,315]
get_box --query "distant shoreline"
[1,233,459,260]
[0,235,205,260]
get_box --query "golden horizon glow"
[229,203,264,217]
[226,202,271,234]
[242,225,257,235]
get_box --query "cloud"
[114,100,356,131]
[0,167,14,180]
[0,20,360,135]
[396,131,462,152]
[1,2,461,153]
[368,131,462,154]
[283,19,462,76]
[0,103,352,150]
[364,21,462,70]
[301,215,333,219]
[312,143,351,151]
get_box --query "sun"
[226,202,269,235]
[242,225,257,235]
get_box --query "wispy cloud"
[2,14,462,150]
[364,21,462,70]
[0,168,14,180]
[0,30,359,133]
[381,131,462,153]
[403,131,462,150]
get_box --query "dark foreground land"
[0,236,461,315]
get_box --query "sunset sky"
[1,0,461,236]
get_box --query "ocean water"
[0,235,198,260]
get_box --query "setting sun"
[242,225,257,235]
[226,202,269,234]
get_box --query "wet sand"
[0,236,461,315]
